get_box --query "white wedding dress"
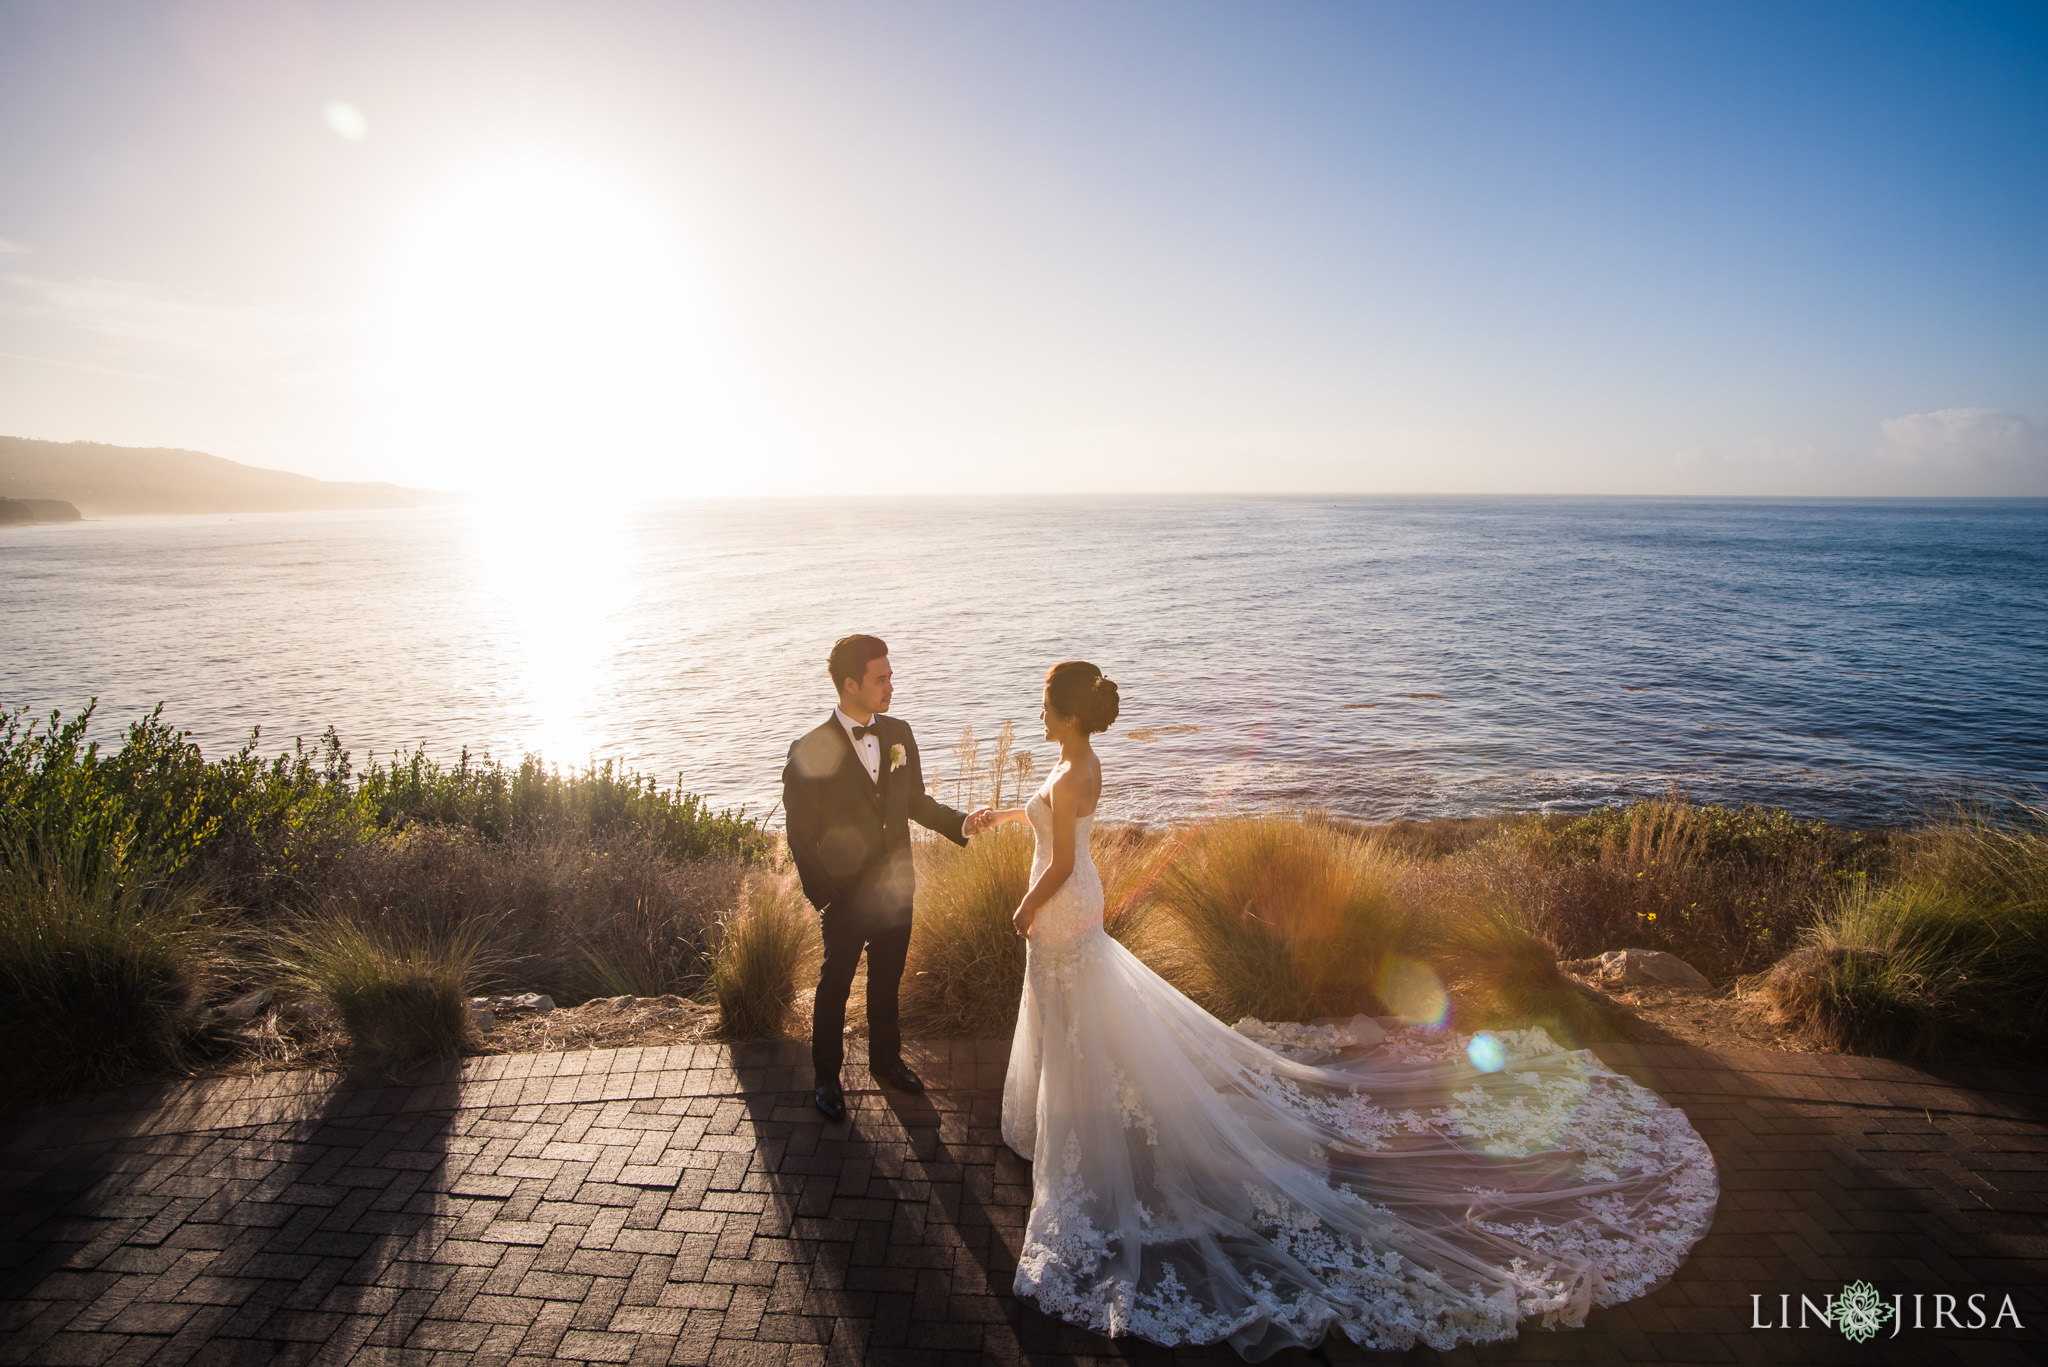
[1002,778,1719,1360]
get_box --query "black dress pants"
[812,915,912,1082]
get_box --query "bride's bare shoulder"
[1049,756,1102,817]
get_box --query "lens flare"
[324,100,368,141]
[1466,1032,1507,1073]
[1379,956,1448,1027]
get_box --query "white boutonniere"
[889,744,907,772]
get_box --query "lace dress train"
[1001,790,1719,1360]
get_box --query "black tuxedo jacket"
[781,712,968,932]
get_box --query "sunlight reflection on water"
[460,501,636,763]
[2,496,2043,826]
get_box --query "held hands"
[964,807,997,837]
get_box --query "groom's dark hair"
[829,634,889,694]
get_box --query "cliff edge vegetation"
[3,700,2040,1097]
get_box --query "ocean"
[3,496,2044,827]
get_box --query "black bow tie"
[852,724,877,742]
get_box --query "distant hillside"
[0,436,458,517]
[0,496,82,525]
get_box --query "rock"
[1599,949,1711,989]
[481,993,554,1013]
[1336,1014,1387,1050]
[212,987,277,1021]
[284,999,334,1024]
[470,1006,495,1033]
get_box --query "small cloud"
[0,238,27,254]
[1873,407,2048,494]
[324,100,368,141]
[1880,407,2045,470]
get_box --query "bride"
[980,661,1719,1360]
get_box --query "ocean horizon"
[4,493,2044,828]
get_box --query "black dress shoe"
[814,1080,846,1122]
[871,1059,926,1093]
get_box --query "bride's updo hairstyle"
[1045,660,1120,735]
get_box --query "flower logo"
[1835,1281,1893,1343]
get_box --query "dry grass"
[1466,792,1885,983]
[1342,815,1518,861]
[900,824,1175,1038]
[0,856,211,1097]
[900,827,1036,1038]
[1751,940,1939,1058]
[1411,856,1629,1045]
[273,909,486,1073]
[1754,806,2048,1056]
[317,826,743,1004]
[1145,815,1414,1024]
[477,995,721,1053]
[1094,823,1182,947]
[709,870,817,1038]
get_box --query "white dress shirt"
[834,706,882,783]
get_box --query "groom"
[782,634,989,1122]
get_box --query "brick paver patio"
[3,1041,2042,1366]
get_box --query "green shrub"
[358,748,769,863]
[0,855,209,1097]
[709,871,815,1037]
[0,703,226,890]
[1,702,764,921]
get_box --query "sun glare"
[384,163,708,499]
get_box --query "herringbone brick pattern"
[2,1041,2042,1366]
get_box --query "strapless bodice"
[1024,786,1103,949]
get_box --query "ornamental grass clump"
[276,910,486,1072]
[1150,814,1414,1024]
[709,871,815,1038]
[902,825,1035,1037]
[901,822,1172,1037]
[0,855,210,1098]
[1756,805,2048,1056]
[1412,857,1626,1044]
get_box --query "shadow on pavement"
[0,1059,459,1365]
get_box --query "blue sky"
[1,0,2043,495]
